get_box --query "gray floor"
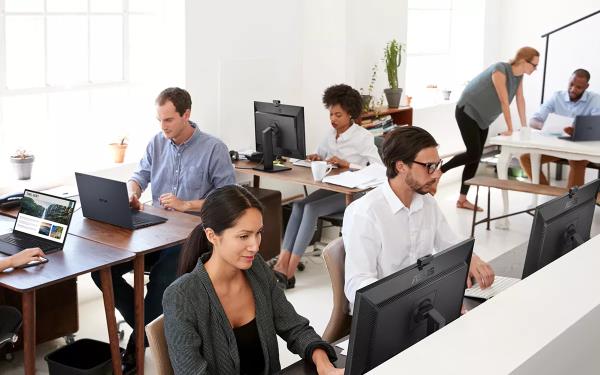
[2,171,599,374]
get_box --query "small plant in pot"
[109,137,128,163]
[360,63,379,111]
[383,39,405,108]
[10,149,35,180]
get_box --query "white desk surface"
[369,234,600,374]
[489,130,600,159]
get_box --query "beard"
[406,173,436,195]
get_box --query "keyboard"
[131,211,167,229]
[0,233,58,252]
[464,276,520,300]
[292,159,338,168]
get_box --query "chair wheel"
[297,262,305,272]
[119,329,125,340]
[5,352,14,361]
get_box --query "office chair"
[0,306,22,361]
[145,315,174,375]
[321,237,352,343]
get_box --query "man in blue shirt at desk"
[91,87,236,372]
[520,69,600,187]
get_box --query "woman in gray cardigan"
[162,185,342,375]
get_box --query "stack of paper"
[541,113,573,136]
[322,164,386,189]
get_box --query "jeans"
[282,190,346,256]
[91,244,181,349]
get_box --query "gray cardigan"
[162,253,336,375]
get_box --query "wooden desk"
[68,205,202,375]
[234,160,366,206]
[0,234,134,375]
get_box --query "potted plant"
[360,63,379,111]
[10,149,35,180]
[383,39,405,108]
[109,137,128,163]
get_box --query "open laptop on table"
[0,190,76,256]
[75,172,167,230]
[558,115,600,141]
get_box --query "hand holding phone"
[16,256,49,269]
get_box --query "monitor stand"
[253,126,291,173]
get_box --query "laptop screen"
[14,190,76,244]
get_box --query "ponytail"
[178,223,212,276]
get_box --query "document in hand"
[322,164,386,188]
[542,113,574,136]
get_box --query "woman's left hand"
[499,129,513,136]
[326,156,350,168]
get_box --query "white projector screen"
[542,10,600,103]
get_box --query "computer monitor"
[344,238,474,375]
[522,178,599,279]
[253,100,306,172]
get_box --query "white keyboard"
[464,276,520,300]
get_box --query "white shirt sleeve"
[315,134,330,160]
[349,131,383,170]
[343,207,382,311]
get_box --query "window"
[0,0,184,180]
[406,0,484,107]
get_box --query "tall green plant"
[384,40,404,89]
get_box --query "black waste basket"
[45,338,122,375]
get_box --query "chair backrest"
[145,315,174,375]
[321,237,352,343]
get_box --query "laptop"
[75,173,167,230]
[558,115,600,141]
[0,190,76,256]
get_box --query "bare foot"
[456,199,483,212]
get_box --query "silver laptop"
[558,115,600,141]
[0,190,76,255]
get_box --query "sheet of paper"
[322,164,386,188]
[40,185,79,198]
[542,113,574,136]
[336,339,350,355]
[464,276,520,300]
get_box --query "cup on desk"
[311,161,333,182]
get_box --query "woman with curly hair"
[271,84,382,289]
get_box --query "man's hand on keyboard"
[159,193,189,212]
[468,254,495,289]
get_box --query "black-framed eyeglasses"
[527,60,538,69]
[412,160,443,174]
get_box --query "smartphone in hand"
[16,257,49,269]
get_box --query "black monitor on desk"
[522,178,599,279]
[253,100,306,172]
[344,238,474,375]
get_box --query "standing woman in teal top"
[440,46,539,211]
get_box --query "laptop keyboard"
[0,233,58,251]
[131,211,166,228]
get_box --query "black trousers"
[441,106,489,195]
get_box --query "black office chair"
[0,306,22,361]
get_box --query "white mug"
[311,161,333,182]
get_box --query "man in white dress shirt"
[343,126,495,313]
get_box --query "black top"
[233,318,265,375]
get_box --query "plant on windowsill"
[109,137,128,163]
[383,39,405,108]
[10,149,35,180]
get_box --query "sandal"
[456,199,483,212]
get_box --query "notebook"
[0,190,76,256]
[463,275,520,300]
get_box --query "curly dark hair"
[322,84,363,119]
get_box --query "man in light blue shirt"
[520,69,600,187]
[92,87,235,372]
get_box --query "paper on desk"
[541,113,574,136]
[336,339,350,356]
[322,164,386,188]
[41,185,78,198]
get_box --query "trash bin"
[45,338,122,375]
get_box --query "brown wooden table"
[0,233,134,375]
[234,160,367,206]
[68,204,202,375]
